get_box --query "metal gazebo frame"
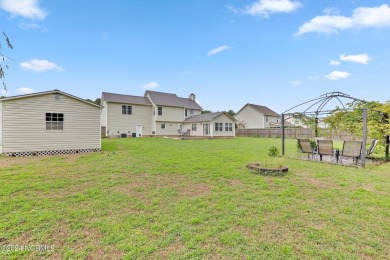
[280,92,368,167]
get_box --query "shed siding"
[235,106,264,128]
[106,102,152,137]
[2,94,100,153]
[212,114,235,137]
[0,100,2,153]
[156,106,184,122]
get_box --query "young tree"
[0,32,13,92]
[325,100,390,157]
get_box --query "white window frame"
[225,123,233,131]
[46,113,64,130]
[122,105,132,115]
[214,122,223,131]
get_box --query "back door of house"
[136,124,143,137]
[203,123,209,135]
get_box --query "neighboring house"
[182,112,236,137]
[285,116,328,128]
[101,90,235,137]
[0,90,101,156]
[234,103,281,129]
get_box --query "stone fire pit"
[247,163,288,176]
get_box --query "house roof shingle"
[183,112,236,123]
[102,92,152,106]
[145,90,202,110]
[246,103,280,117]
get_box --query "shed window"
[122,105,132,115]
[214,122,223,131]
[158,106,163,115]
[46,113,64,130]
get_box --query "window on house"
[266,116,268,122]
[214,122,223,131]
[192,123,197,131]
[122,105,132,115]
[185,110,188,117]
[158,106,163,116]
[225,123,233,131]
[161,123,165,129]
[46,113,64,130]
[190,109,194,115]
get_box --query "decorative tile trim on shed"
[2,148,101,157]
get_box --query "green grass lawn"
[1,137,389,259]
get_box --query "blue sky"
[1,0,390,113]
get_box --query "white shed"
[0,90,101,156]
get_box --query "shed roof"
[0,89,102,108]
[102,92,152,106]
[145,90,202,109]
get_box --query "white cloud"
[330,60,341,66]
[291,80,301,86]
[325,71,351,80]
[142,82,159,89]
[323,7,340,16]
[207,45,232,56]
[238,0,302,18]
[340,54,371,64]
[20,59,63,72]
[296,4,390,35]
[0,0,47,20]
[0,89,8,96]
[17,21,45,31]
[308,75,320,80]
[16,87,35,94]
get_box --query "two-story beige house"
[101,90,236,138]
[234,103,281,129]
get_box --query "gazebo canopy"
[282,92,363,118]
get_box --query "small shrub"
[268,146,279,157]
